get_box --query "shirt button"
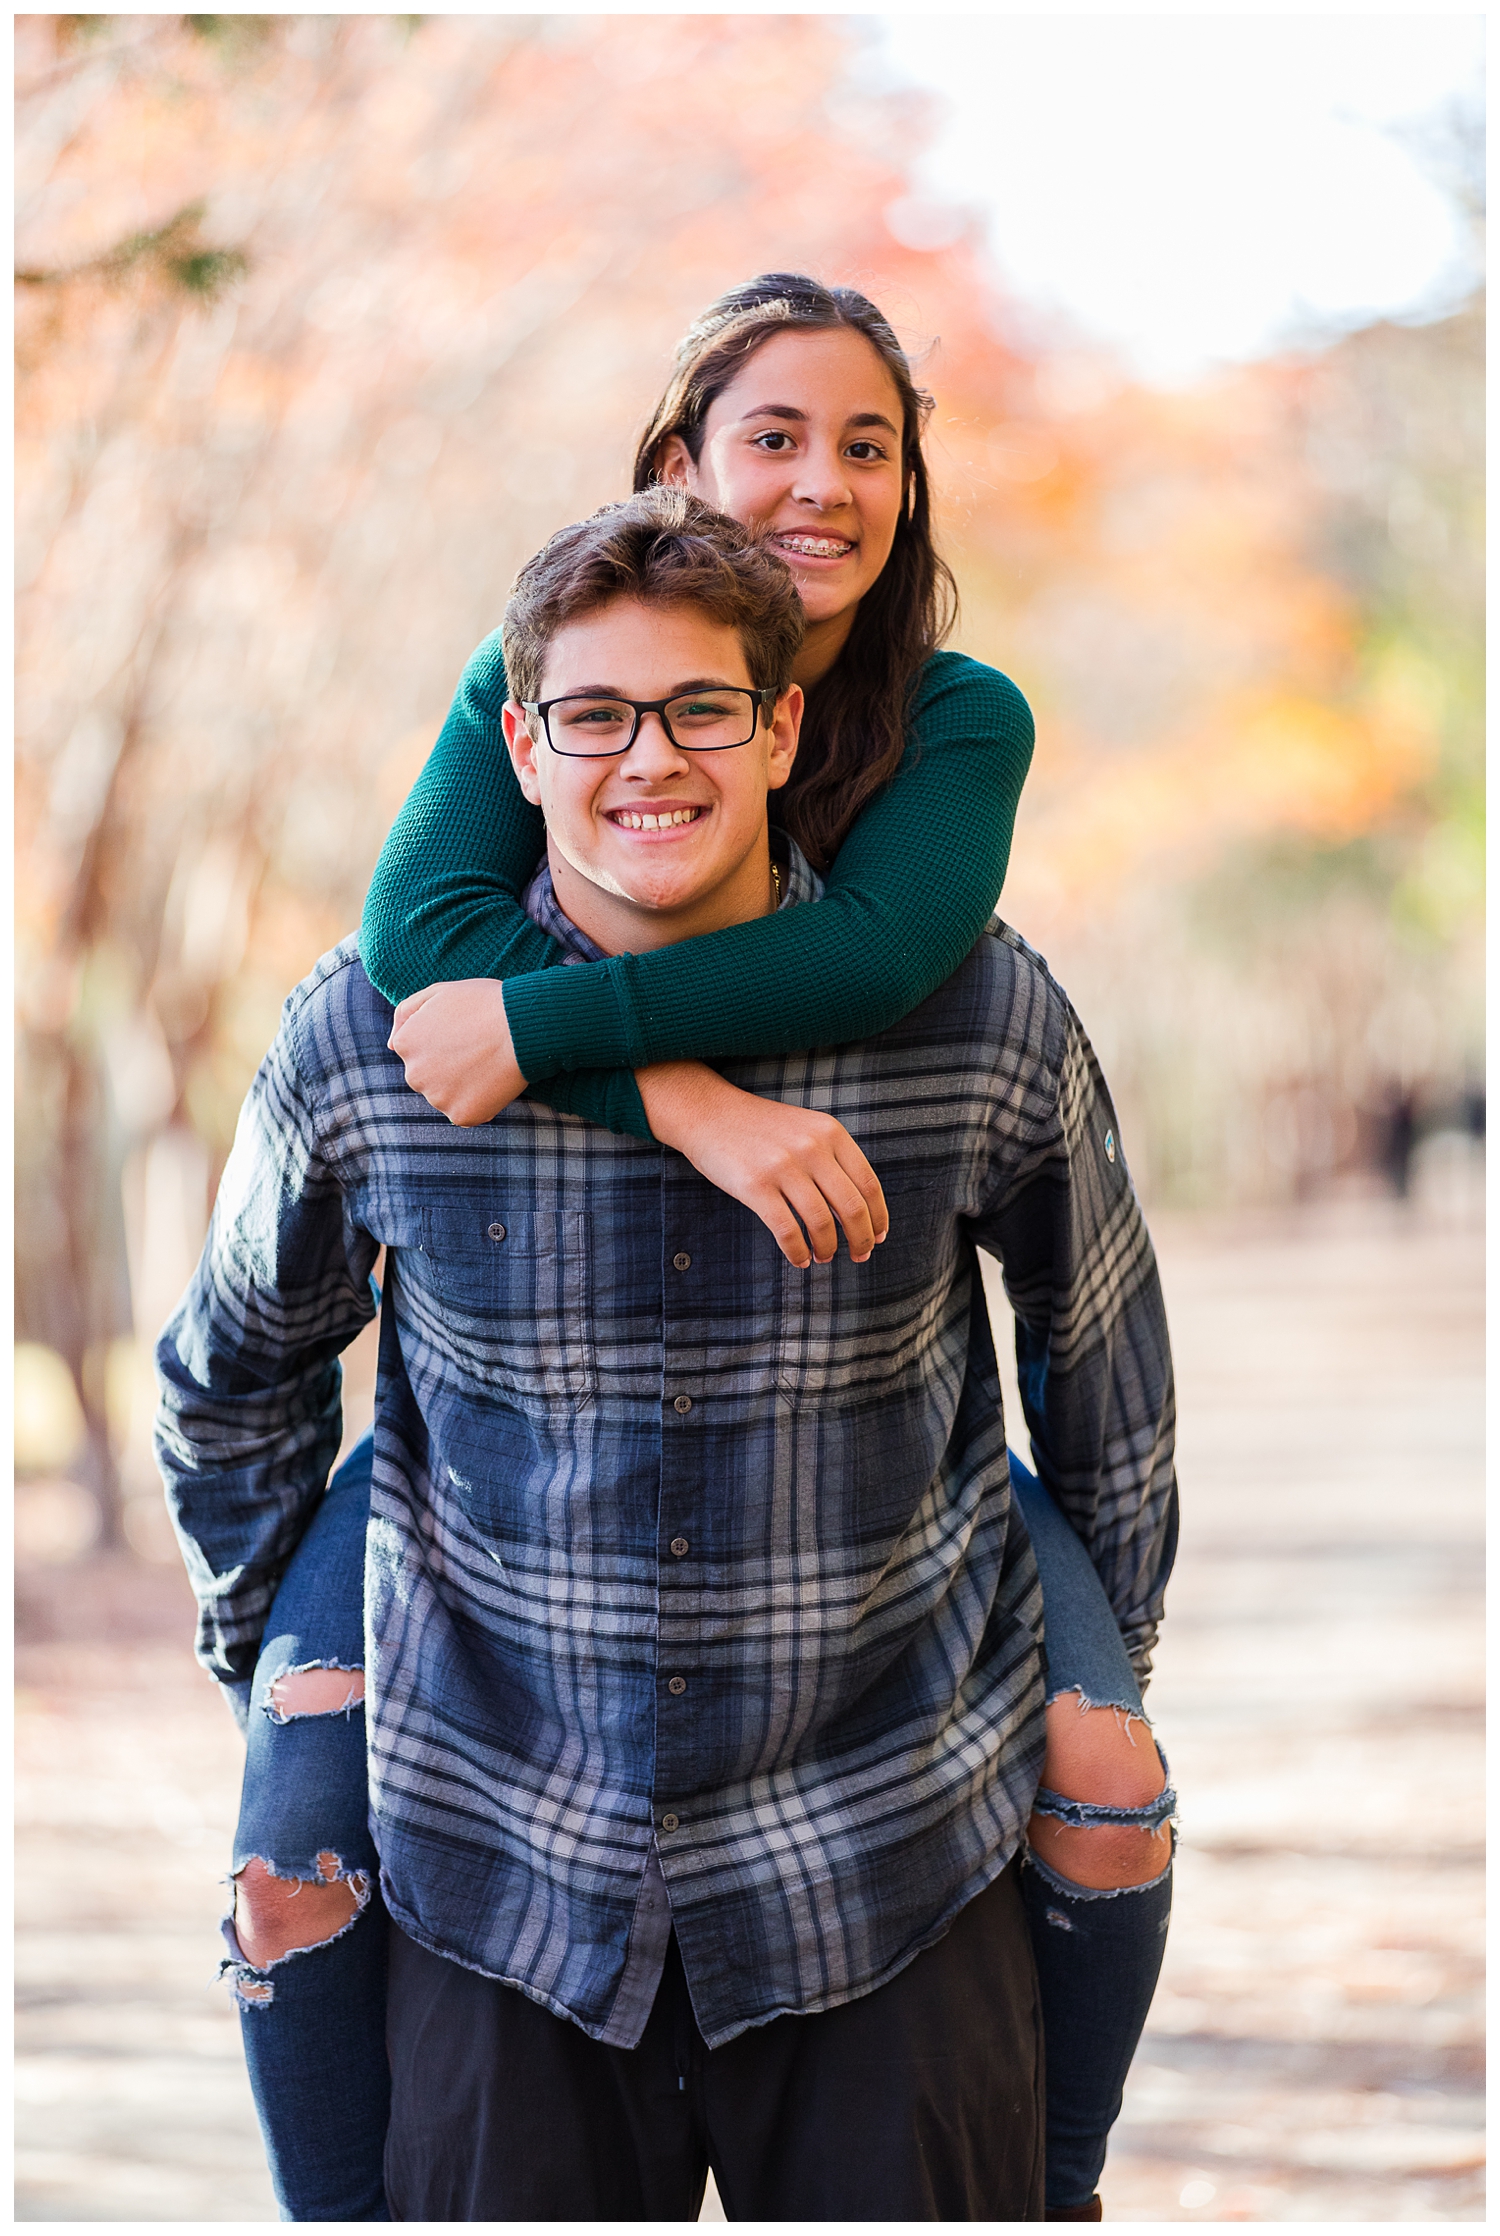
[667,1675,687,1696]
[669,1537,690,1559]
[660,1813,680,1833]
[487,1222,506,1241]
[672,1394,692,1414]
[673,1252,691,1271]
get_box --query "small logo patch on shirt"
[1104,1130,1116,1164]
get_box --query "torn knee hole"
[235,1853,370,1903]
[1028,1812,1173,1892]
[231,1854,370,1966]
[266,1664,365,1720]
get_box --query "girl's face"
[657,326,908,681]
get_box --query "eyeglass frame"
[520,685,780,757]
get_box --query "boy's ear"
[766,684,803,793]
[502,700,545,807]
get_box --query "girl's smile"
[770,531,858,564]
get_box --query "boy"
[159,488,1175,2219]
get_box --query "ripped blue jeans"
[1010,1458,1178,2209]
[221,1435,1173,2219]
[1010,1459,1177,1859]
[220,1440,390,2222]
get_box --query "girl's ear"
[766,685,804,791]
[654,434,697,489]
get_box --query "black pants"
[385,1860,1044,2222]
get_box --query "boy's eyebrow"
[736,403,900,436]
[551,676,747,698]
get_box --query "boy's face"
[503,598,801,950]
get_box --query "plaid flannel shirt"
[156,843,1176,2049]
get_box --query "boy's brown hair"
[502,486,805,710]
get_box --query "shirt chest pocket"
[775,1176,960,1403]
[417,1202,594,1405]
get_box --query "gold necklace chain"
[770,859,783,907]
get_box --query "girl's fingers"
[743,1187,815,1268]
[799,1117,889,1252]
[389,985,438,1034]
[777,1175,842,1265]
[660,1085,891,1269]
[837,1145,889,1243]
[740,1148,889,1268]
[808,1159,877,1261]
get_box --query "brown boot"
[1046,2201,1102,2221]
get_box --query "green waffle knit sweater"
[360,637,1034,1140]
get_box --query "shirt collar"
[523,830,823,965]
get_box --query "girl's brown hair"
[633,274,958,869]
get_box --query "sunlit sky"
[870,13,1484,384]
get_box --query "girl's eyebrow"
[737,403,900,437]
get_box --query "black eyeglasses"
[522,686,777,757]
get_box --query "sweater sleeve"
[361,645,1034,1120]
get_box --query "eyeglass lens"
[546,690,759,754]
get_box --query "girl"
[226,275,1175,2222]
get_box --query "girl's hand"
[638,1062,888,1269]
[388,980,526,1126]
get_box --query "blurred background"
[15,12,1484,2223]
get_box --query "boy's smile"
[503,598,801,955]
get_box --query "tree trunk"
[56,1029,126,1549]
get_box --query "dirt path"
[1097,1197,1484,2221]
[16,1196,1482,2221]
